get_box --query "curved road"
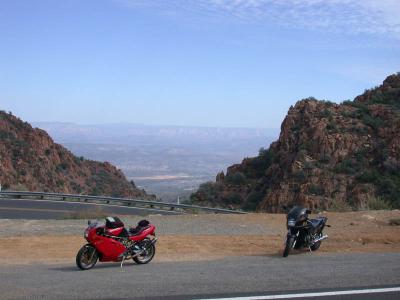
[0,198,180,219]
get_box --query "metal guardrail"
[0,191,246,214]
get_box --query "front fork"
[285,229,299,249]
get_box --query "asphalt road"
[0,198,180,219]
[0,253,399,299]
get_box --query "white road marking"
[0,198,181,215]
[196,287,400,300]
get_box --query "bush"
[328,201,352,212]
[334,158,360,174]
[194,182,219,202]
[244,191,264,211]
[356,170,379,183]
[249,149,275,177]
[308,184,325,196]
[326,122,338,132]
[319,108,332,118]
[223,193,243,205]
[225,172,247,185]
[320,100,336,107]
[319,154,331,164]
[362,114,384,130]
[293,170,307,183]
[367,197,391,210]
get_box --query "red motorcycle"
[76,216,157,270]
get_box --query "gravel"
[0,214,278,237]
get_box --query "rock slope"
[0,112,152,198]
[191,74,400,211]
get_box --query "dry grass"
[1,210,399,265]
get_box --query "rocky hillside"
[0,112,152,198]
[191,74,400,212]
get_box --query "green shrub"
[334,158,360,174]
[320,100,336,107]
[225,172,247,185]
[328,201,352,212]
[244,191,264,211]
[356,170,379,183]
[11,184,29,191]
[367,197,391,210]
[319,154,331,164]
[293,170,307,183]
[362,114,384,130]
[308,184,325,195]
[249,149,275,177]
[319,108,332,118]
[326,122,338,132]
[194,182,218,202]
[223,193,243,205]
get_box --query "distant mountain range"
[32,122,278,144]
[31,123,279,201]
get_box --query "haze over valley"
[33,122,279,201]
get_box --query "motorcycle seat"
[129,225,150,236]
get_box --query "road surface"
[0,252,399,299]
[0,198,179,219]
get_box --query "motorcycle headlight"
[84,229,89,239]
[288,219,296,227]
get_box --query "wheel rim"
[80,246,97,268]
[135,244,154,263]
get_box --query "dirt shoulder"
[0,210,399,265]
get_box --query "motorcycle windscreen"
[287,206,308,221]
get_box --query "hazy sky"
[1,0,399,128]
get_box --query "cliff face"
[0,112,152,198]
[191,74,400,211]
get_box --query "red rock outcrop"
[191,74,400,211]
[0,112,153,199]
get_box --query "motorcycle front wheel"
[133,239,156,264]
[76,244,98,270]
[283,236,295,257]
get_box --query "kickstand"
[120,255,126,268]
[308,246,312,254]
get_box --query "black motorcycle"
[283,206,329,257]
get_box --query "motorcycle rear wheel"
[76,244,98,270]
[310,233,322,251]
[283,236,295,257]
[133,240,155,264]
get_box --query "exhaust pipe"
[312,234,328,244]
[132,238,158,258]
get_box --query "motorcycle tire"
[283,236,295,257]
[76,244,98,270]
[310,233,323,251]
[133,240,156,264]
